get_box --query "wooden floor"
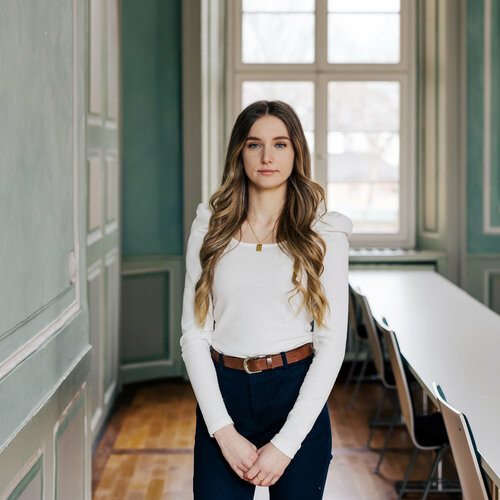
[92,371,461,499]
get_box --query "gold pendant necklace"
[247,218,278,251]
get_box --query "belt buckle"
[243,355,262,374]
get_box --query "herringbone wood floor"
[92,370,462,500]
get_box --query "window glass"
[327,81,400,232]
[242,1,315,63]
[327,0,400,63]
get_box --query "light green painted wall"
[119,0,185,383]
[413,0,500,314]
[85,0,122,449]
[489,0,500,228]
[121,0,184,257]
[465,0,500,313]
[467,0,500,253]
[0,0,92,497]
[0,0,77,362]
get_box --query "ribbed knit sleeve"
[179,202,234,437]
[269,211,353,459]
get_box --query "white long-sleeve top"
[180,202,353,459]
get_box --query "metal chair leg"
[366,385,388,447]
[397,447,419,500]
[422,444,450,500]
[374,402,399,474]
[344,338,361,392]
[348,350,369,409]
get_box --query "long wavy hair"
[194,100,331,330]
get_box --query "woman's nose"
[261,146,272,164]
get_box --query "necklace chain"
[246,218,278,251]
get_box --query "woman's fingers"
[242,463,260,484]
[215,427,261,482]
[254,473,280,487]
[269,474,280,485]
[260,474,273,487]
[233,468,244,480]
[244,463,260,480]
[246,472,263,486]
[242,468,274,487]
[242,453,258,470]
[242,443,290,485]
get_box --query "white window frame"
[225,0,417,249]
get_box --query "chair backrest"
[376,319,418,446]
[350,287,387,385]
[348,284,358,334]
[432,382,491,500]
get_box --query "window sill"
[349,248,447,262]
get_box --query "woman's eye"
[247,142,287,149]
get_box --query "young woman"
[180,100,352,499]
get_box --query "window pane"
[242,13,315,63]
[328,0,399,12]
[243,0,314,12]
[330,81,399,131]
[328,9,400,63]
[328,82,400,232]
[241,81,315,160]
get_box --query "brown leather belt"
[210,342,314,374]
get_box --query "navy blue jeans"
[193,348,333,499]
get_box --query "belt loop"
[218,351,223,368]
[280,351,288,369]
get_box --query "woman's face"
[241,115,295,192]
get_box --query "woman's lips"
[258,170,277,175]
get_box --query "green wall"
[121,0,184,257]
[0,0,91,497]
[490,0,500,230]
[465,0,500,314]
[120,0,186,384]
[467,0,500,253]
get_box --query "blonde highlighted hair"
[194,100,331,329]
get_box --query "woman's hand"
[213,424,259,480]
[243,442,292,486]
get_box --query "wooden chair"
[432,381,491,500]
[377,318,461,499]
[349,287,403,473]
[344,285,375,408]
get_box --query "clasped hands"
[213,424,292,487]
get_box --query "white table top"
[349,269,500,489]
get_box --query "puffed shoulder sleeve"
[180,202,234,436]
[269,210,353,459]
[313,210,353,239]
[190,202,212,242]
